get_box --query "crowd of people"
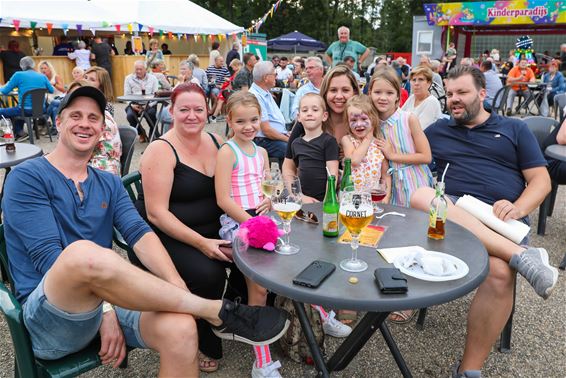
[0,29,564,378]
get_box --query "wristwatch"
[102,302,114,314]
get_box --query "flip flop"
[388,309,417,324]
[337,309,358,325]
[199,352,219,373]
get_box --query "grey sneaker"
[509,248,558,299]
[451,361,482,378]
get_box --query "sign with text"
[424,0,565,26]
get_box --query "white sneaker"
[251,360,282,378]
[322,311,352,338]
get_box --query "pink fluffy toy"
[238,216,284,251]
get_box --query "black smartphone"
[374,268,408,294]
[293,260,336,288]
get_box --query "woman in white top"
[67,41,92,70]
[401,66,442,129]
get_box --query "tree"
[190,0,427,52]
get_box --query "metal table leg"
[292,301,329,377]
[0,167,10,283]
[380,322,413,378]
[293,301,414,377]
[149,102,165,142]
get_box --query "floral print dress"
[89,110,122,176]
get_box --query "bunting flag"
[202,34,207,43]
[46,22,53,34]
[177,33,182,40]
[62,23,69,35]
[76,24,82,35]
[247,0,282,32]
[193,34,198,42]
[30,21,37,30]
[241,34,247,46]
[159,29,163,37]
[127,23,133,33]
[168,31,173,39]
[115,24,121,32]
[232,33,238,41]
[148,26,154,36]
[101,21,109,28]
[138,23,143,32]
[13,19,20,31]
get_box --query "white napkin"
[455,195,530,244]
[398,252,458,277]
[378,246,426,264]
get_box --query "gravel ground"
[0,104,564,377]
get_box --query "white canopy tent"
[0,0,243,35]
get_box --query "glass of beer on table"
[339,186,373,272]
[272,175,302,255]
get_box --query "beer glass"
[261,169,283,225]
[339,186,373,272]
[272,175,302,255]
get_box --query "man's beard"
[450,97,482,125]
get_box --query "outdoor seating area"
[0,103,564,377]
[0,1,565,377]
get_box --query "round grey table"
[545,144,566,161]
[117,95,170,142]
[0,143,43,169]
[234,203,489,377]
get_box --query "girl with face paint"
[341,95,391,201]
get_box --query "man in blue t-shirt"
[0,56,54,138]
[2,86,288,373]
[325,26,369,73]
[411,66,558,378]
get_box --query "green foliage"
[192,0,431,52]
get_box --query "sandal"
[388,309,417,324]
[337,309,358,325]
[199,352,219,373]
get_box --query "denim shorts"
[23,275,147,360]
[446,194,531,245]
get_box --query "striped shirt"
[380,109,433,207]
[226,140,264,210]
[206,64,231,88]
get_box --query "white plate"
[393,251,469,282]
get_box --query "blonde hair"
[149,38,159,49]
[409,66,433,82]
[299,93,326,112]
[39,60,57,79]
[346,94,382,138]
[368,66,402,114]
[225,91,262,121]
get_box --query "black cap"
[57,86,106,116]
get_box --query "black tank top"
[136,133,223,238]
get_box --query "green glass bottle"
[340,158,353,192]
[322,175,339,237]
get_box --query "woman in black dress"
[135,83,265,374]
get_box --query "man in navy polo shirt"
[411,66,558,378]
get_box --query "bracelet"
[102,302,114,314]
